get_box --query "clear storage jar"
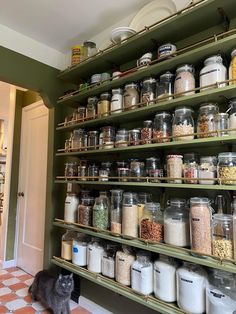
[129,129,141,146]
[157,71,174,100]
[97,92,111,117]
[83,41,97,58]
[110,189,123,234]
[115,129,128,147]
[146,157,163,183]
[153,111,172,143]
[174,64,195,96]
[166,154,183,183]
[129,159,145,182]
[140,77,156,104]
[137,192,152,226]
[87,131,99,150]
[101,126,115,149]
[216,112,229,137]
[65,162,78,178]
[141,120,152,144]
[218,152,236,185]
[78,197,94,226]
[197,103,219,138]
[229,48,236,85]
[86,96,98,119]
[71,129,87,151]
[198,156,217,185]
[233,201,236,259]
[183,153,199,184]
[61,230,77,261]
[123,83,139,110]
[115,246,135,286]
[87,239,104,273]
[77,165,87,181]
[228,98,236,135]
[122,192,138,238]
[64,193,79,223]
[164,198,190,247]
[72,234,89,266]
[101,248,116,279]
[111,88,123,114]
[92,195,109,230]
[172,107,194,141]
[88,164,99,181]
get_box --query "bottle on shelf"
[110,189,123,234]
[64,193,79,223]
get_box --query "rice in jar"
[174,64,195,96]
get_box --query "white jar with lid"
[200,55,227,91]
[154,255,178,302]
[174,64,195,96]
[64,193,79,223]
[111,88,123,114]
[87,239,104,273]
[72,234,88,266]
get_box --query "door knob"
[17,192,24,197]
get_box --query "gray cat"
[29,270,74,314]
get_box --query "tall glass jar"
[140,77,156,104]
[229,48,236,85]
[101,247,116,279]
[72,234,89,266]
[115,129,128,147]
[190,197,212,255]
[87,239,104,273]
[129,159,145,182]
[146,157,163,183]
[218,152,236,185]
[101,126,115,149]
[153,111,172,143]
[92,195,109,230]
[71,129,86,150]
[164,198,190,247]
[183,153,199,184]
[86,96,98,119]
[137,193,152,226]
[141,120,152,144]
[216,113,229,137]
[228,98,236,135]
[174,64,195,96]
[78,197,94,226]
[116,246,135,286]
[198,156,217,185]
[172,107,194,141]
[110,189,123,234]
[88,163,99,181]
[166,154,183,183]
[212,214,233,259]
[233,201,236,259]
[61,230,77,261]
[123,83,139,110]
[97,92,111,117]
[140,202,164,242]
[111,88,123,114]
[129,129,141,146]
[64,193,79,223]
[122,192,138,238]
[197,103,219,138]
[157,71,174,100]
[87,131,99,150]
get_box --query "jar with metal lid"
[129,159,145,182]
[153,111,172,143]
[72,233,89,266]
[216,112,229,137]
[87,130,99,150]
[228,98,236,135]
[123,83,139,110]
[122,192,138,238]
[111,88,123,114]
[140,202,163,242]
[101,247,116,279]
[77,165,87,181]
[129,129,141,146]
[101,162,113,177]
[183,153,199,184]
[110,189,123,234]
[172,107,194,141]
[76,106,86,122]
[200,55,227,91]
[141,120,152,144]
[174,64,195,96]
[65,162,78,178]
[190,197,212,255]
[157,71,174,100]
[115,129,128,147]
[197,103,219,138]
[83,40,98,58]
[92,195,109,230]
[212,214,233,259]
[101,126,115,149]
[88,164,99,181]
[137,193,152,227]
[64,193,79,223]
[199,156,217,185]
[86,96,98,119]
[118,168,129,182]
[140,77,156,104]
[71,129,87,151]
[166,154,183,183]
[87,239,104,273]
[78,197,94,226]
[229,48,236,85]
[146,157,163,183]
[131,251,153,295]
[116,246,135,286]
[218,152,236,185]
[97,92,111,117]
[164,198,190,247]
[61,230,77,261]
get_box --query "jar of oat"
[153,111,172,143]
[115,246,135,286]
[212,214,233,259]
[228,98,236,135]
[166,154,183,183]
[172,107,194,141]
[129,129,141,146]
[86,96,98,119]
[229,48,236,85]
[115,129,128,147]
[146,157,163,183]
[218,152,236,185]
[110,189,123,234]
[97,92,111,117]
[78,197,94,226]
[216,113,229,137]
[122,192,138,238]
[141,120,152,144]
[140,202,164,242]
[198,156,217,185]
[197,103,219,138]
[157,71,174,100]
[183,153,199,184]
[111,88,123,114]
[140,77,156,104]
[123,83,139,110]
[190,197,212,255]
[174,64,195,96]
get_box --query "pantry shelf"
[52,257,184,314]
[53,221,236,274]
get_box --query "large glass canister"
[216,113,229,137]
[115,245,135,286]
[146,157,163,183]
[157,71,174,100]
[111,88,123,114]
[129,159,145,182]
[86,96,98,119]
[140,202,164,242]
[64,193,79,223]
[228,98,236,135]
[140,77,156,104]
[83,40,98,58]
[212,214,233,259]
[110,189,123,234]
[190,197,212,255]
[92,195,109,230]
[137,192,152,227]
[153,111,172,143]
[129,129,141,146]
[197,103,219,138]
[166,154,183,183]
[164,198,190,247]
[87,131,99,150]
[172,107,194,141]
[71,129,86,151]
[229,48,236,85]
[141,120,152,144]
[123,83,139,110]
[218,152,236,185]
[97,92,111,117]
[87,239,104,273]
[122,192,138,238]
[78,197,94,226]
[174,64,195,96]
[61,230,77,261]
[183,153,199,184]
[72,233,89,266]
[198,156,217,185]
[101,126,115,149]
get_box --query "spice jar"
[154,255,178,302]
[166,154,183,183]
[183,153,199,184]
[140,202,164,242]
[190,197,212,255]
[92,194,109,230]
[115,246,135,286]
[71,129,87,151]
[197,103,219,138]
[77,165,87,181]
[115,129,128,147]
[153,111,172,143]
[216,113,229,137]
[122,192,138,238]
[129,129,141,146]
[212,214,233,259]
[229,48,236,85]
[110,189,123,234]
[146,157,163,182]
[198,156,217,185]
[64,193,79,223]
[137,193,152,227]
[65,162,78,178]
[111,88,123,114]
[97,92,111,117]
[86,96,98,119]
[118,168,129,182]
[218,152,236,185]
[87,239,104,273]
[131,251,153,295]
[141,120,152,144]
[172,107,194,141]
[76,106,86,122]
[78,197,94,226]
[88,164,99,181]
[200,55,227,91]
[164,198,190,247]
[101,247,116,279]
[129,159,145,182]
[61,230,77,261]
[228,98,236,135]
[87,131,99,150]
[72,234,89,266]
[140,77,156,104]
[157,71,174,100]
[101,126,115,149]
[174,64,195,96]
[176,262,208,314]
[123,83,139,110]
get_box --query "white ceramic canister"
[64,193,79,223]
[87,240,104,273]
[72,237,88,266]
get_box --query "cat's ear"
[69,273,73,279]
[59,274,62,280]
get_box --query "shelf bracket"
[217,7,230,32]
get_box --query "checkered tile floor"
[0,267,91,314]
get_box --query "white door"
[16,101,49,275]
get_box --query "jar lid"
[143,120,152,126]
[184,153,199,161]
[112,88,123,94]
[146,157,160,161]
[77,106,86,110]
[100,92,111,97]
[160,71,174,79]
[200,156,217,163]
[174,106,193,113]
[123,192,138,197]
[218,152,236,159]
[199,103,219,111]
[125,82,138,88]
[176,64,194,73]
[216,112,229,118]
[190,197,209,204]
[213,213,233,222]
[83,40,96,48]
[110,189,123,194]
[155,111,172,118]
[142,77,156,84]
[88,130,98,135]
[144,202,161,211]
[169,198,186,207]
[88,96,98,101]
[117,128,128,134]
[204,55,223,65]
[167,154,183,159]
[129,129,140,133]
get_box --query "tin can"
[71,45,83,66]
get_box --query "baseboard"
[79,296,112,314]
[0,259,16,269]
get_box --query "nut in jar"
[218,152,236,185]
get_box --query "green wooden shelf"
[53,221,236,274]
[52,257,185,314]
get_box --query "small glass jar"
[101,126,115,149]
[141,120,152,144]
[71,129,87,151]
[123,83,139,110]
[153,111,172,143]
[118,168,129,182]
[137,193,152,227]
[218,152,236,185]
[97,92,111,117]
[140,77,156,104]
[129,129,141,146]
[76,106,86,121]
[157,71,174,100]
[212,214,233,259]
[88,164,99,181]
[111,88,123,114]
[172,107,194,141]
[228,98,236,135]
[72,234,89,266]
[87,239,104,273]
[146,157,163,183]
[166,154,183,183]
[122,192,138,238]
[99,169,109,181]
[115,129,128,147]
[197,103,219,138]
[77,165,87,181]
[110,189,123,234]
[83,41,98,58]
[64,193,79,223]
[174,64,195,96]
[86,96,98,119]
[100,161,113,178]
[102,248,116,279]
[183,153,199,184]
[87,130,99,150]
[116,246,135,286]
[65,162,78,178]
[78,197,94,226]
[61,230,77,261]
[229,48,236,85]
[198,156,217,185]
[129,159,145,182]
[164,198,190,247]
[216,112,229,137]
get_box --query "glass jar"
[140,77,156,104]
[88,164,99,181]
[229,48,236,85]
[154,255,178,302]
[233,201,236,259]
[172,107,194,141]
[131,251,153,295]
[64,193,79,223]
[123,83,139,110]
[110,189,123,234]
[72,234,89,266]
[116,161,128,175]
[111,88,123,114]
[101,248,116,279]
[212,214,233,259]
[86,96,98,119]
[166,154,183,183]
[228,98,236,135]
[97,92,111,117]
[101,162,113,178]
[129,159,145,182]
[87,239,104,273]
[129,129,141,146]
[137,193,152,226]
[78,165,87,181]
[141,120,152,144]
[122,192,138,238]
[92,195,109,230]
[78,197,94,226]
[218,152,236,185]
[176,262,208,314]
[76,106,86,122]
[115,129,128,147]
[83,41,98,58]
[87,130,99,150]
[190,197,212,255]
[216,113,229,137]
[174,64,195,96]
[200,55,227,91]
[65,162,78,178]
[153,111,172,143]
[140,202,164,242]
[101,126,115,149]
[64,138,71,152]
[157,71,174,100]
[115,246,135,286]
[61,230,77,261]
[146,157,163,183]
[197,103,219,138]
[99,169,109,181]
[199,156,217,185]
[71,129,86,151]
[206,269,236,314]
[183,153,199,184]
[118,168,129,182]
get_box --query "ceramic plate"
[110,27,136,44]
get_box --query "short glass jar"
[141,120,152,144]
[115,129,128,147]
[157,71,174,100]
[129,159,145,182]
[83,41,98,58]
[86,96,98,119]
[218,152,236,185]
[61,230,77,261]
[122,192,138,238]
[118,167,129,182]
[129,129,141,146]
[87,131,99,150]
[146,157,163,183]
[123,83,139,110]
[172,107,194,141]
[88,164,99,181]
[65,162,78,178]
[140,77,156,104]
[197,103,219,138]
[101,126,115,149]
[228,98,236,135]
[111,88,123,114]
[78,197,94,226]
[153,111,172,143]
[97,92,111,117]
[174,64,195,96]
[216,112,229,137]
[166,154,183,183]
[71,129,87,151]
[198,156,217,185]
[77,165,87,181]
[110,189,123,234]
[183,153,199,184]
